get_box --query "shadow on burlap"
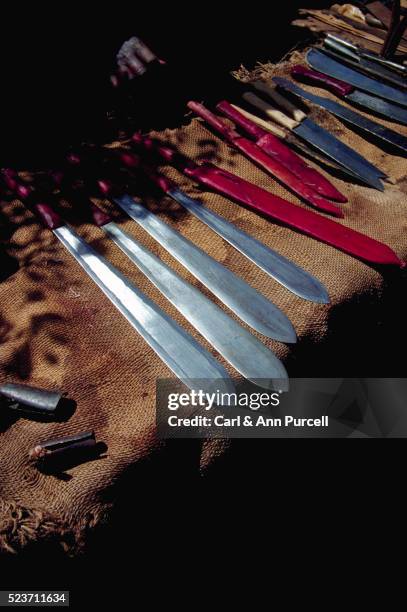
[1,50,407,556]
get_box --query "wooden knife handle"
[242,92,299,131]
[187,101,239,140]
[229,104,288,139]
[253,81,307,121]
[216,101,266,139]
[291,65,354,97]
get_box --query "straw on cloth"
[1,49,407,555]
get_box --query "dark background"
[0,2,331,167]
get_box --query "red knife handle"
[132,134,194,172]
[216,102,312,174]
[143,166,176,193]
[90,203,113,227]
[132,133,174,162]
[120,151,141,169]
[97,179,114,196]
[33,202,64,230]
[2,169,63,229]
[49,166,113,227]
[216,101,267,140]
[118,146,176,192]
[1,168,32,200]
[187,101,239,141]
[291,65,354,97]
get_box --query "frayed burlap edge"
[0,498,75,556]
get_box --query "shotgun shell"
[29,430,97,467]
[0,383,64,417]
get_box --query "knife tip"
[332,194,348,204]
[314,293,331,305]
[272,326,297,345]
[364,178,385,191]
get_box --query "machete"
[81,200,290,388]
[289,64,407,126]
[243,87,385,190]
[218,102,348,201]
[274,75,407,155]
[323,39,407,90]
[133,135,404,268]
[0,170,235,394]
[324,34,407,76]
[187,100,343,216]
[117,155,330,304]
[307,49,407,109]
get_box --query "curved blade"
[53,225,235,394]
[322,46,407,90]
[168,187,330,304]
[103,222,289,389]
[294,118,385,190]
[274,77,407,155]
[307,49,407,109]
[113,194,297,343]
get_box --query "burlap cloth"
[1,50,407,555]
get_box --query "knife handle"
[228,104,288,139]
[132,133,174,162]
[132,133,193,172]
[90,203,113,227]
[97,179,114,196]
[324,37,359,62]
[1,169,64,230]
[32,203,64,230]
[216,101,266,139]
[291,65,354,98]
[142,165,176,193]
[117,144,176,192]
[119,150,141,169]
[242,92,299,130]
[187,101,239,141]
[253,81,307,122]
[48,166,114,228]
[1,168,32,200]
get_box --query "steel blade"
[274,77,407,155]
[233,137,342,216]
[186,100,341,216]
[346,90,407,126]
[134,135,404,267]
[53,225,235,394]
[102,221,289,388]
[219,101,348,201]
[307,49,407,109]
[113,194,296,343]
[167,187,330,304]
[293,118,385,190]
[182,163,403,267]
[322,45,407,90]
[325,34,407,75]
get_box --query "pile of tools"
[1,6,407,467]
